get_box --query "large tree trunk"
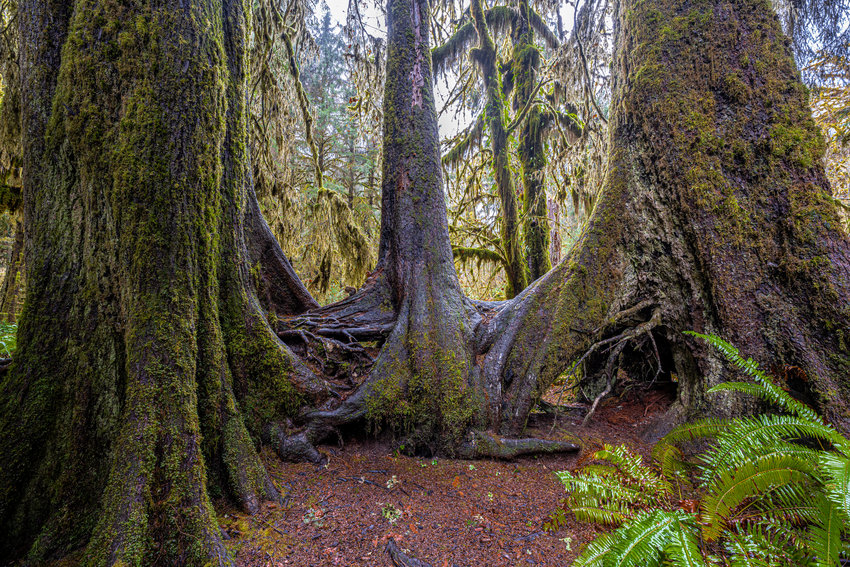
[282,0,487,456]
[0,0,321,563]
[480,0,850,435]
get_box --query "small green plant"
[386,475,399,489]
[555,333,850,566]
[465,513,485,528]
[302,507,326,528]
[0,322,16,357]
[381,503,402,524]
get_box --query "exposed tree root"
[456,431,579,459]
[264,424,327,465]
[579,309,661,425]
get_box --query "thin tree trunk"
[513,0,551,281]
[470,0,527,298]
[548,198,561,266]
[0,218,23,322]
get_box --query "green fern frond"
[806,496,843,567]
[663,516,705,566]
[742,481,822,526]
[685,332,820,423]
[700,454,813,541]
[558,334,850,567]
[658,417,736,446]
[572,531,617,567]
[594,444,670,496]
[609,510,691,566]
[696,415,836,483]
[708,381,782,400]
[557,470,654,508]
[819,452,850,522]
[569,503,628,526]
[725,532,786,567]
[653,443,690,487]
[732,523,813,564]
[580,464,624,479]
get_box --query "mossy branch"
[529,7,559,49]
[452,245,506,268]
[431,6,516,76]
[506,78,550,136]
[550,107,584,140]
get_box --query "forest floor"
[223,386,675,567]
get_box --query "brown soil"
[224,387,674,566]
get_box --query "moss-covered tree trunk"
[480,0,850,435]
[281,0,493,456]
[470,0,527,298]
[0,0,322,563]
[512,0,551,282]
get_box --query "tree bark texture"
[479,0,850,435]
[0,0,321,563]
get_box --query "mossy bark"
[290,0,485,456]
[480,0,850,435]
[470,0,527,298]
[0,0,319,564]
[512,0,551,282]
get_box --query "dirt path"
[224,389,673,566]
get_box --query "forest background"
[0,0,846,310]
